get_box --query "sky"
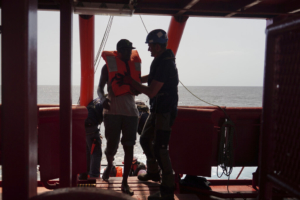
[3,11,267,86]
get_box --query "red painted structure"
[79,15,95,106]
[59,0,73,188]
[167,16,189,56]
[1,0,38,199]
[169,107,262,198]
[38,106,87,189]
[170,108,221,177]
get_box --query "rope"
[138,16,235,178]
[179,80,231,119]
[139,15,148,34]
[217,120,235,176]
[94,16,114,73]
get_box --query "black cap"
[117,39,136,50]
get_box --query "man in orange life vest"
[116,29,179,200]
[97,39,141,196]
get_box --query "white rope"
[94,16,114,73]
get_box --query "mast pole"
[79,15,95,106]
[59,0,73,188]
[167,16,189,56]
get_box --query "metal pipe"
[79,15,95,106]
[60,0,73,188]
[167,15,189,56]
[236,166,244,179]
[135,6,290,16]
[2,0,38,199]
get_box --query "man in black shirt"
[117,29,179,200]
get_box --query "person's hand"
[130,87,141,96]
[116,72,133,86]
[102,98,111,110]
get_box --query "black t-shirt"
[148,49,179,113]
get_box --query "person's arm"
[117,62,167,98]
[129,74,148,96]
[141,75,149,83]
[97,65,111,110]
[130,79,163,98]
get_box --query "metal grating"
[272,29,300,187]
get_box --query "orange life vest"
[102,50,141,97]
[115,166,123,177]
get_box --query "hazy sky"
[4,11,267,86]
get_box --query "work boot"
[148,186,175,200]
[138,171,161,182]
[102,166,112,181]
[121,183,134,196]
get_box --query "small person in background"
[84,97,103,178]
[128,157,147,176]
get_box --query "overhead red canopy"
[35,0,300,19]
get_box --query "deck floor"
[93,177,255,199]
[0,177,291,199]
[91,177,199,200]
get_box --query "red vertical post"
[79,15,95,106]
[60,0,73,188]
[1,0,38,199]
[167,16,189,56]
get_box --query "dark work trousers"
[86,132,102,178]
[139,109,177,188]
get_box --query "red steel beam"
[177,0,200,15]
[59,0,73,188]
[79,15,95,106]
[226,0,262,17]
[1,0,38,199]
[167,16,189,56]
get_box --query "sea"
[0,85,263,180]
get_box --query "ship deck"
[1,176,296,199]
[0,177,262,200]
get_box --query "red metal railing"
[38,105,88,189]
